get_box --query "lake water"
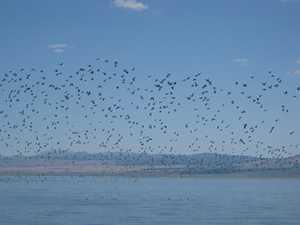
[0,177,299,225]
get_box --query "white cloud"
[113,0,148,10]
[296,59,300,64]
[48,44,68,49]
[232,59,248,63]
[53,49,64,52]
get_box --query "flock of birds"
[0,57,300,179]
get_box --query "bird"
[0,56,298,183]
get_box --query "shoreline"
[1,169,299,179]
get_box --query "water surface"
[0,177,299,225]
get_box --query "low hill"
[0,151,299,178]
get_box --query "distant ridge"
[1,150,299,178]
[8,149,267,165]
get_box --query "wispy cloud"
[151,10,161,15]
[296,59,300,64]
[113,0,148,11]
[232,59,249,63]
[53,49,64,53]
[48,44,67,53]
[287,70,300,76]
[232,58,250,66]
[48,44,68,49]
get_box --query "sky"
[0,0,300,158]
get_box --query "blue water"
[0,177,299,225]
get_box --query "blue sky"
[0,0,300,157]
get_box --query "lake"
[0,177,299,224]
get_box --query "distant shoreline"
[1,167,299,179]
[1,152,299,178]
